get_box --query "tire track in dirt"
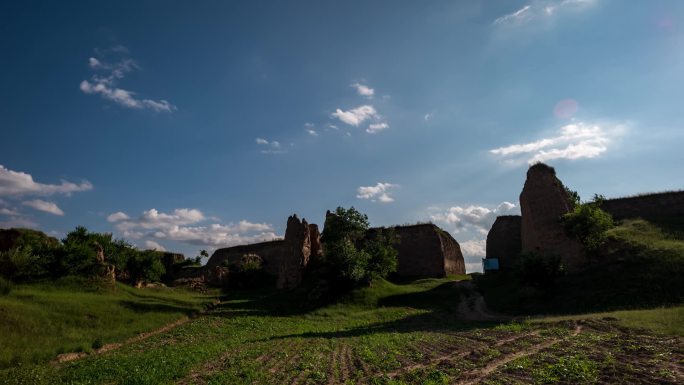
[456,323,583,385]
[385,331,537,379]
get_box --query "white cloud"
[255,137,286,154]
[431,201,519,234]
[0,207,20,216]
[356,182,398,203]
[306,129,318,136]
[331,105,379,126]
[366,122,389,134]
[352,83,374,98]
[460,239,486,257]
[109,208,278,247]
[22,199,64,216]
[0,165,92,197]
[490,122,625,164]
[0,216,38,229]
[107,211,130,222]
[81,50,175,112]
[493,0,596,26]
[144,240,166,251]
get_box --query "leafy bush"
[321,207,398,288]
[518,252,564,289]
[563,195,614,252]
[0,276,11,295]
[127,250,166,285]
[0,245,38,281]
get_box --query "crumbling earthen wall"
[486,215,522,271]
[387,224,465,277]
[599,191,684,221]
[205,240,287,276]
[277,215,311,289]
[520,163,585,271]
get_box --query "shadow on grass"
[119,300,199,315]
[212,281,501,341]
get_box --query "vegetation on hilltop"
[0,226,171,287]
[477,218,684,315]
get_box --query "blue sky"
[1,1,683,272]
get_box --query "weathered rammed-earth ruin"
[485,163,684,272]
[199,213,465,289]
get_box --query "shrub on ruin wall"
[563,195,614,253]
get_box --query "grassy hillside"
[477,218,684,315]
[1,277,681,384]
[0,278,217,368]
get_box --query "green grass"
[476,218,684,315]
[0,277,217,368]
[1,276,680,385]
[536,306,684,336]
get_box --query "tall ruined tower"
[519,163,585,271]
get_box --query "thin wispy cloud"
[366,122,389,134]
[490,122,625,164]
[22,199,64,216]
[356,182,399,203]
[80,47,176,112]
[493,0,596,26]
[108,208,278,247]
[255,137,286,154]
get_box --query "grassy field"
[0,277,217,368]
[1,277,681,385]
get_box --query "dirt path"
[456,323,583,385]
[455,281,509,322]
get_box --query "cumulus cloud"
[431,201,519,234]
[352,83,374,98]
[80,49,176,112]
[460,239,487,273]
[493,0,596,26]
[331,105,379,126]
[367,122,389,134]
[255,138,285,154]
[108,208,279,248]
[22,200,64,216]
[0,165,92,197]
[356,182,399,203]
[490,122,625,164]
[144,240,166,251]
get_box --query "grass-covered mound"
[0,278,217,368]
[477,218,684,315]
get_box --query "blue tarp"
[482,258,499,271]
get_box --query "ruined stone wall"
[436,228,466,275]
[277,215,311,289]
[520,163,586,271]
[599,191,684,221]
[486,216,522,271]
[206,240,287,276]
[389,224,465,277]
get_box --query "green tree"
[321,207,397,287]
